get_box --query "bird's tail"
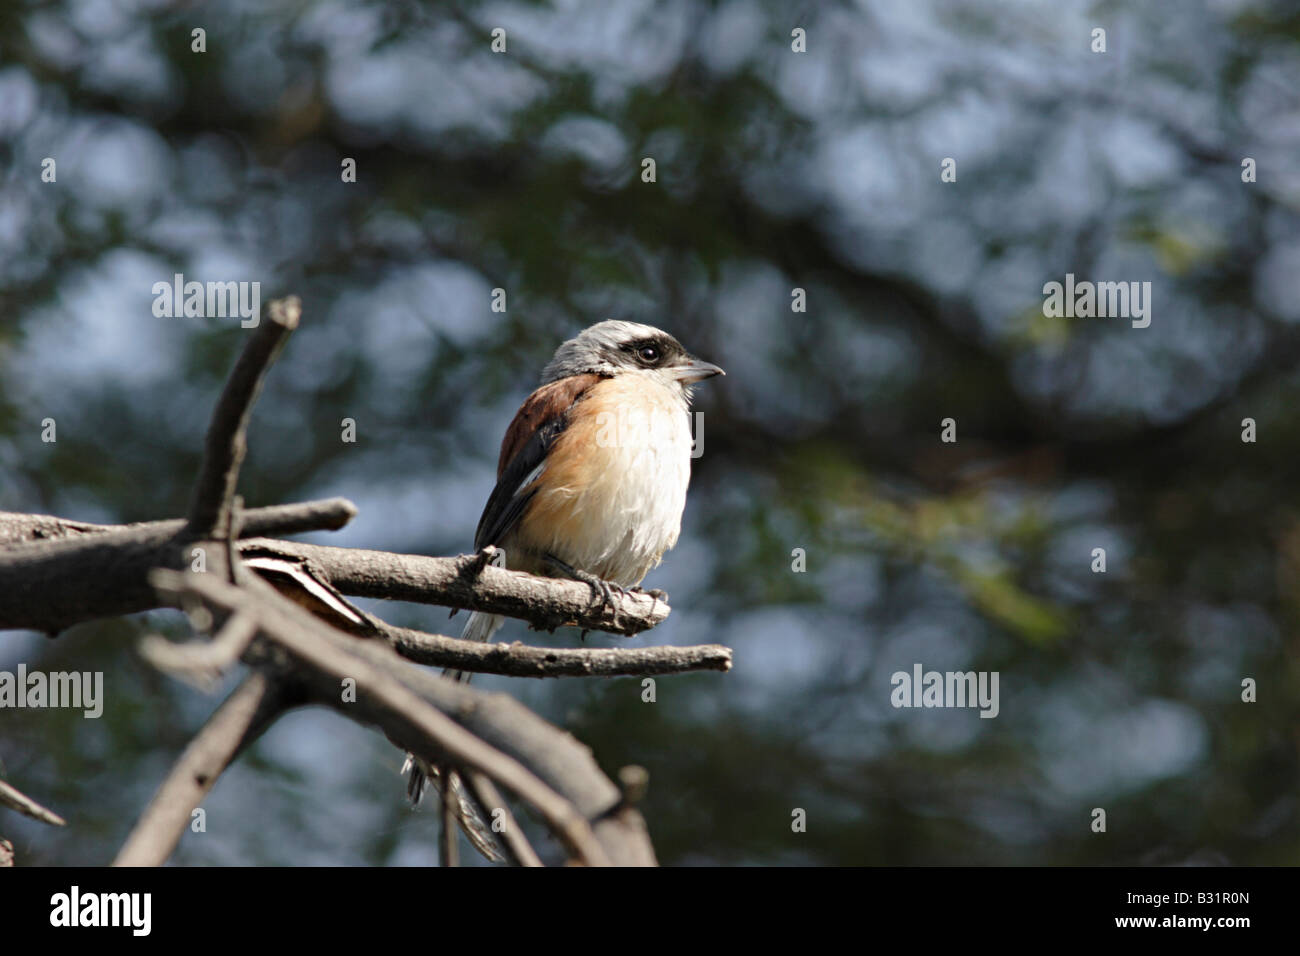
[399,755,506,863]
[404,610,506,798]
[402,607,509,862]
[405,606,505,783]
[443,611,505,683]
[402,545,510,860]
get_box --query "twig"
[225,496,245,586]
[439,769,460,868]
[464,771,543,867]
[113,671,290,866]
[0,779,67,827]
[150,569,630,865]
[185,296,300,539]
[234,498,357,537]
[0,499,358,550]
[137,612,260,691]
[381,619,731,677]
[238,538,671,636]
[0,516,669,637]
[252,588,611,865]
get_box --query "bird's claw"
[583,572,627,630]
[542,554,630,631]
[628,586,667,621]
[567,566,626,630]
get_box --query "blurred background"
[2,0,1299,865]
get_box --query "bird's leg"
[543,554,626,630]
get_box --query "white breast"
[520,372,694,586]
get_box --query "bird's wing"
[473,373,604,551]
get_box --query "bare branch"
[137,612,260,691]
[224,496,246,586]
[0,779,67,827]
[185,296,301,539]
[0,515,668,637]
[233,498,358,537]
[240,538,671,636]
[149,569,649,865]
[439,770,460,868]
[0,499,357,550]
[380,618,731,677]
[113,671,291,867]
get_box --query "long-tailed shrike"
[404,320,723,817]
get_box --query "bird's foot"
[544,555,627,631]
[574,569,628,630]
[629,586,668,620]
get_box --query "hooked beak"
[672,357,726,383]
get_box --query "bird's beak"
[672,357,726,383]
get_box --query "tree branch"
[0,519,671,637]
[185,296,301,538]
[0,779,67,827]
[239,538,671,635]
[439,770,460,868]
[0,499,357,549]
[138,611,261,692]
[113,671,292,866]
[149,569,653,865]
[380,618,731,677]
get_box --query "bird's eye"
[637,345,660,363]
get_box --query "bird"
[403,320,724,843]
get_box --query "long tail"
[399,755,506,863]
[404,610,506,798]
[402,608,509,862]
[443,611,505,683]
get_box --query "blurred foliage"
[1,0,1299,865]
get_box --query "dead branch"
[238,538,671,635]
[440,770,460,868]
[113,671,293,866]
[186,297,300,538]
[0,524,672,637]
[150,568,653,865]
[0,499,357,550]
[137,612,261,691]
[380,618,731,677]
[0,779,67,827]
[0,499,357,635]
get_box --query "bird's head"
[540,320,725,396]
